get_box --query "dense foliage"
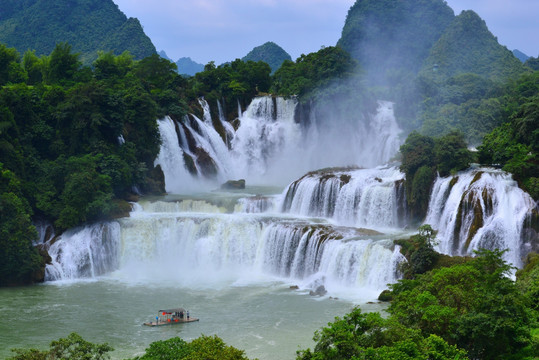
[9,332,113,360]
[399,131,474,222]
[9,333,252,360]
[131,335,251,360]
[477,71,539,199]
[0,0,156,65]
[0,39,284,285]
[338,0,454,79]
[271,46,357,99]
[298,249,539,360]
[337,0,528,142]
[242,41,292,74]
[417,11,527,142]
[389,249,538,359]
[420,11,525,82]
[0,43,186,284]
[0,164,42,286]
[191,59,271,104]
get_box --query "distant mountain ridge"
[176,57,205,76]
[0,0,156,64]
[513,49,530,63]
[242,41,291,73]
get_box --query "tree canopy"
[0,0,156,65]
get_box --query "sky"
[112,0,539,65]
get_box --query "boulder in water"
[309,285,327,297]
[221,179,246,190]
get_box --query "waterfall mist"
[155,96,403,193]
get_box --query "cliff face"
[0,0,156,64]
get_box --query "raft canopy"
[159,308,186,314]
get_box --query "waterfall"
[154,117,197,193]
[155,96,404,191]
[281,166,405,229]
[301,100,403,170]
[230,97,302,183]
[44,197,403,297]
[425,168,538,267]
[234,196,276,213]
[217,99,235,145]
[43,165,537,296]
[45,222,121,280]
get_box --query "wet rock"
[221,179,246,190]
[309,285,327,297]
[289,285,299,290]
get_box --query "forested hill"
[337,0,455,84]
[336,0,528,142]
[0,0,156,65]
[242,42,292,73]
[420,10,525,82]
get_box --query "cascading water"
[300,100,402,170]
[44,194,404,299]
[154,117,197,192]
[155,96,404,191]
[425,167,538,267]
[45,222,121,280]
[281,166,406,229]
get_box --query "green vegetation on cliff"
[399,131,473,222]
[271,46,357,99]
[0,43,186,284]
[336,0,528,143]
[0,0,156,65]
[477,71,539,199]
[338,0,454,81]
[420,11,525,82]
[417,11,528,143]
[242,41,292,74]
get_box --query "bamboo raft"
[143,307,199,327]
[143,317,199,326]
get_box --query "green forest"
[0,0,156,64]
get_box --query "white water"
[302,100,402,170]
[156,96,403,191]
[425,167,537,267]
[46,191,405,301]
[281,166,405,229]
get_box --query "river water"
[0,278,386,359]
